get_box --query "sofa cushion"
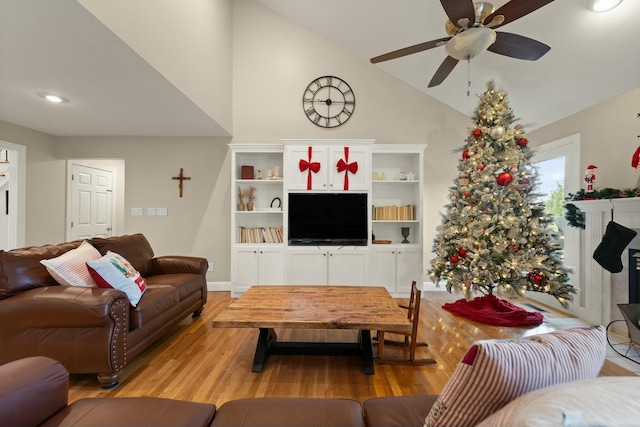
[40,241,101,288]
[145,273,204,301]
[476,376,640,427]
[41,397,216,427]
[0,241,83,299]
[90,234,154,277]
[87,252,147,307]
[424,326,606,427]
[364,395,438,427]
[129,286,179,330]
[211,397,365,427]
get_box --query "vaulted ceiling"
[1,0,638,136]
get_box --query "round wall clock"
[302,76,355,128]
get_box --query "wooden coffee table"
[212,285,411,374]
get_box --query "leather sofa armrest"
[151,256,208,276]
[0,356,69,427]
[0,286,129,327]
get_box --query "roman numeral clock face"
[303,76,355,128]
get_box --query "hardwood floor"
[67,291,636,405]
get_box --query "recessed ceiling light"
[587,0,623,12]
[37,93,69,103]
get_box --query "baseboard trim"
[207,281,231,292]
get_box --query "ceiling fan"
[370,0,554,88]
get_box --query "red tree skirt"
[442,294,544,326]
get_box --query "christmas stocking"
[593,221,637,273]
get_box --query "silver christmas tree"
[429,81,575,307]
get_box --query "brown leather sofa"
[0,234,208,389]
[0,356,428,427]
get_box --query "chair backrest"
[618,303,640,344]
[407,281,421,340]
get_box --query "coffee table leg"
[359,329,374,375]
[252,328,277,373]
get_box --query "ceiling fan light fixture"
[587,0,622,12]
[445,27,496,61]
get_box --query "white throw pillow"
[40,240,101,287]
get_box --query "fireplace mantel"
[566,198,640,327]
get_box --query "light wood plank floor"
[67,291,636,405]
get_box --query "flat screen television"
[288,193,368,246]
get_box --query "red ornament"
[463,190,472,198]
[517,137,528,147]
[462,149,470,159]
[496,172,513,186]
[528,271,545,285]
[449,255,460,264]
[520,177,530,185]
[457,247,467,258]
[477,163,486,171]
[508,244,520,252]
[472,128,482,138]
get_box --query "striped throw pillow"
[425,326,606,427]
[40,240,101,287]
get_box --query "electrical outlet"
[156,207,168,216]
[207,262,214,272]
[146,207,156,216]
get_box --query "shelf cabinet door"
[371,247,397,293]
[285,145,328,191]
[233,247,259,294]
[258,247,285,285]
[328,249,368,285]
[287,250,328,285]
[327,145,370,191]
[395,247,422,293]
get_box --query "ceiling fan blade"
[370,37,451,63]
[483,0,554,29]
[488,32,550,60]
[428,56,459,88]
[439,0,476,29]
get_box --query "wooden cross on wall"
[172,168,191,197]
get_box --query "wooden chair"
[375,281,436,366]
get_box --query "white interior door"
[69,163,113,240]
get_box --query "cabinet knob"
[254,250,257,254]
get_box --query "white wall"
[78,0,233,135]
[232,0,468,274]
[55,136,231,283]
[529,87,640,192]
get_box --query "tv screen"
[288,193,368,246]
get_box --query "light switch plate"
[131,207,143,216]
[156,207,168,216]
[147,207,156,216]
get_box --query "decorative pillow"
[86,251,147,306]
[476,376,640,427]
[39,240,101,287]
[424,326,606,427]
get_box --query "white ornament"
[489,126,505,139]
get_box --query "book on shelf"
[372,204,415,221]
[237,226,283,243]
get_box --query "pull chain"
[467,58,471,97]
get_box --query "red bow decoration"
[299,146,320,190]
[336,146,358,190]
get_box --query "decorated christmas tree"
[429,81,576,308]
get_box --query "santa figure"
[585,165,597,192]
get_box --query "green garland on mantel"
[564,188,640,229]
